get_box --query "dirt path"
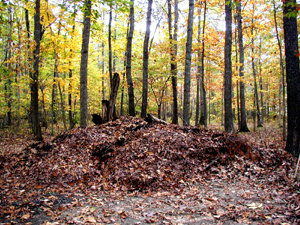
[35,177,296,225]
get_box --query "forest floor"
[0,117,299,225]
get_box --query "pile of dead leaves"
[0,116,297,193]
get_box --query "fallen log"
[145,114,169,125]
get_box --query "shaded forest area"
[1,0,300,224]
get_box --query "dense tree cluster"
[0,0,298,155]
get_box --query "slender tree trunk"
[183,0,195,126]
[251,6,262,127]
[126,0,135,116]
[68,4,76,129]
[16,19,22,126]
[195,8,201,126]
[102,42,106,100]
[234,16,241,127]
[141,0,153,118]
[224,0,234,132]
[120,72,125,116]
[108,4,113,89]
[167,0,179,124]
[258,37,264,124]
[51,46,58,125]
[25,0,33,125]
[58,80,67,131]
[283,0,300,156]
[68,67,74,129]
[50,22,62,125]
[273,0,286,139]
[199,0,207,127]
[237,0,249,132]
[5,6,13,126]
[31,0,42,140]
[80,0,92,128]
[172,0,179,124]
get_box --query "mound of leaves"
[0,116,296,192]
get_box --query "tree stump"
[102,72,120,123]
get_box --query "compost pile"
[0,116,295,192]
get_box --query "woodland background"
[1,1,300,224]
[0,0,299,153]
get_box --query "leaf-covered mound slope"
[0,116,295,192]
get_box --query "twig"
[203,157,220,171]
[295,153,300,180]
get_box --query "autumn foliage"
[0,116,299,223]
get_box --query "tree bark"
[273,0,286,139]
[108,4,113,89]
[31,0,42,140]
[251,5,262,128]
[167,0,179,124]
[195,8,202,126]
[58,80,67,131]
[237,0,250,132]
[283,0,300,156]
[258,37,264,125]
[224,0,234,132]
[102,73,120,122]
[183,0,195,126]
[80,0,92,128]
[68,3,76,129]
[102,42,106,100]
[5,6,13,126]
[126,0,135,116]
[199,0,207,127]
[141,0,153,118]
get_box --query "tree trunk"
[102,73,120,122]
[5,6,13,126]
[80,0,92,128]
[25,0,32,126]
[58,80,67,131]
[251,5,262,128]
[172,0,179,124]
[120,72,125,116]
[141,0,153,118]
[68,3,76,129]
[108,4,113,89]
[258,37,264,124]
[224,0,234,132]
[31,0,42,140]
[195,8,201,126]
[199,0,207,127]
[167,0,179,124]
[126,0,135,116]
[283,0,300,156]
[16,19,22,126]
[237,0,249,132]
[183,0,195,126]
[50,16,62,126]
[273,0,286,139]
[102,42,106,100]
